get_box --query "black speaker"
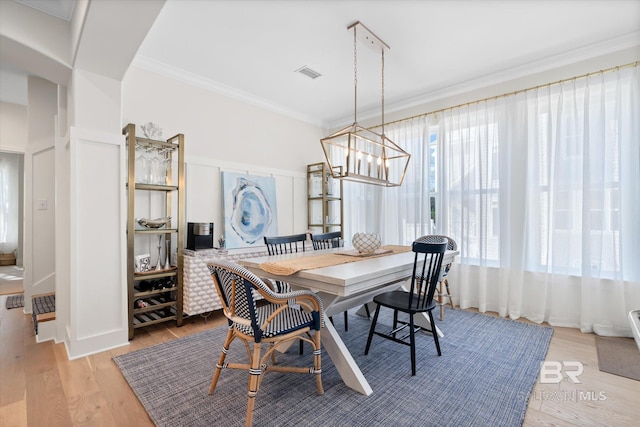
[187,222,214,250]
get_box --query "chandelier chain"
[381,49,385,135]
[353,26,358,123]
[320,21,411,187]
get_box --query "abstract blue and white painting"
[222,172,278,248]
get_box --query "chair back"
[311,231,343,250]
[407,236,448,310]
[422,234,457,251]
[263,233,308,293]
[264,233,308,255]
[423,234,457,276]
[208,260,275,342]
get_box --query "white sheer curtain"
[343,65,640,336]
[342,116,438,246]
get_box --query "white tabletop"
[240,248,458,297]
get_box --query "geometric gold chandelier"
[320,21,410,187]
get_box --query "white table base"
[321,314,373,396]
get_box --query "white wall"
[58,68,129,359]
[23,76,57,315]
[71,69,122,133]
[0,101,28,152]
[122,66,325,240]
[66,127,127,357]
[123,66,325,169]
[183,158,308,244]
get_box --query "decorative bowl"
[137,217,172,229]
[352,232,381,254]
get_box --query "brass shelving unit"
[123,123,185,340]
[307,162,343,235]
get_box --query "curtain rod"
[370,61,639,129]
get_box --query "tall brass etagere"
[307,162,343,235]
[123,123,185,340]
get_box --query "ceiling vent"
[296,66,322,80]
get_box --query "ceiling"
[14,0,75,21]
[4,0,640,128]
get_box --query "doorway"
[0,151,24,295]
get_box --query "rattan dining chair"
[423,235,457,320]
[364,236,447,376]
[208,261,324,427]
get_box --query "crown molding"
[133,30,638,132]
[327,32,640,129]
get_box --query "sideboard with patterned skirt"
[182,247,269,315]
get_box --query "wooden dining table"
[239,246,459,396]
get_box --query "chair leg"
[444,278,454,309]
[210,327,234,394]
[299,339,304,355]
[344,310,348,331]
[245,342,263,427]
[364,304,381,355]
[313,330,324,395]
[364,303,371,319]
[439,281,445,320]
[428,310,442,356]
[409,314,417,376]
[392,309,399,331]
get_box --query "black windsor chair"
[263,233,310,353]
[310,231,343,250]
[264,233,308,256]
[364,236,448,376]
[263,233,308,292]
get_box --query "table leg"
[321,313,373,396]
[355,302,376,318]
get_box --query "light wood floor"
[1,297,638,427]
[0,265,23,296]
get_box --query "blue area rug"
[114,308,552,427]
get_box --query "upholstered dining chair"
[207,261,324,427]
[364,236,447,376]
[423,234,457,320]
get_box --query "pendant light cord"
[354,26,358,124]
[381,48,385,137]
